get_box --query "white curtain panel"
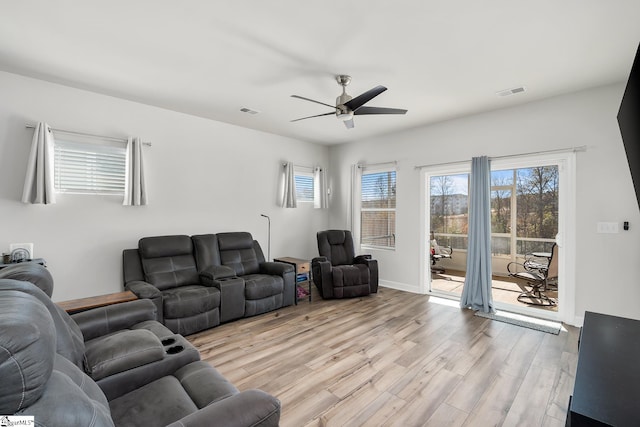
[281,161,297,208]
[313,166,328,209]
[349,164,363,251]
[123,137,147,206]
[22,122,56,204]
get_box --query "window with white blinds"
[294,168,314,203]
[361,167,396,249]
[54,140,126,195]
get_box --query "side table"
[56,291,138,314]
[274,257,311,304]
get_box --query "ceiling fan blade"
[291,112,335,122]
[344,118,355,129]
[354,106,408,115]
[344,85,387,111]
[291,95,337,109]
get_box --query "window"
[512,166,558,255]
[54,140,126,195]
[294,167,314,203]
[361,167,396,249]
[430,173,469,250]
[428,165,558,258]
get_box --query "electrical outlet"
[596,222,619,234]
[9,243,34,259]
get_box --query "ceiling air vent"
[496,86,526,97]
[240,107,260,115]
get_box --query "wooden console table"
[566,311,640,426]
[57,291,138,314]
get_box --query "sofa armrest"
[166,389,281,427]
[354,255,379,293]
[125,281,163,321]
[71,299,158,341]
[311,257,333,298]
[125,280,161,299]
[259,261,294,276]
[199,265,237,286]
[260,262,295,306]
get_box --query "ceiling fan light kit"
[291,75,408,129]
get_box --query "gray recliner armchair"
[0,281,281,426]
[0,263,200,401]
[312,230,379,299]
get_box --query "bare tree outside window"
[430,173,468,249]
[516,166,558,254]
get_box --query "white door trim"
[420,152,577,325]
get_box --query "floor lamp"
[260,214,271,261]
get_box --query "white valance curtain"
[314,167,328,209]
[281,161,297,208]
[22,122,56,204]
[123,137,147,206]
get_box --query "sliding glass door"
[423,153,575,321]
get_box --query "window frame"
[422,151,576,324]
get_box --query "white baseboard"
[379,280,422,294]
[571,315,584,327]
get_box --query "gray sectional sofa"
[123,232,295,336]
[0,263,280,426]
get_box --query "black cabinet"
[567,311,640,426]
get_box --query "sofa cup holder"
[161,337,176,346]
[166,345,184,355]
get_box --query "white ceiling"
[1,1,639,145]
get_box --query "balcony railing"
[432,233,555,259]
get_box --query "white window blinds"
[294,168,314,203]
[54,140,126,195]
[361,167,396,248]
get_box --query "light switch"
[596,222,619,233]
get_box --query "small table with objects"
[274,257,312,304]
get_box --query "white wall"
[0,71,329,301]
[328,83,640,325]
[2,71,637,324]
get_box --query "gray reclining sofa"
[123,232,295,335]
[0,264,280,426]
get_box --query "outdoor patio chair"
[430,235,452,274]
[507,243,558,306]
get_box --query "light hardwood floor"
[187,287,579,427]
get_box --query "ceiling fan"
[291,75,408,129]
